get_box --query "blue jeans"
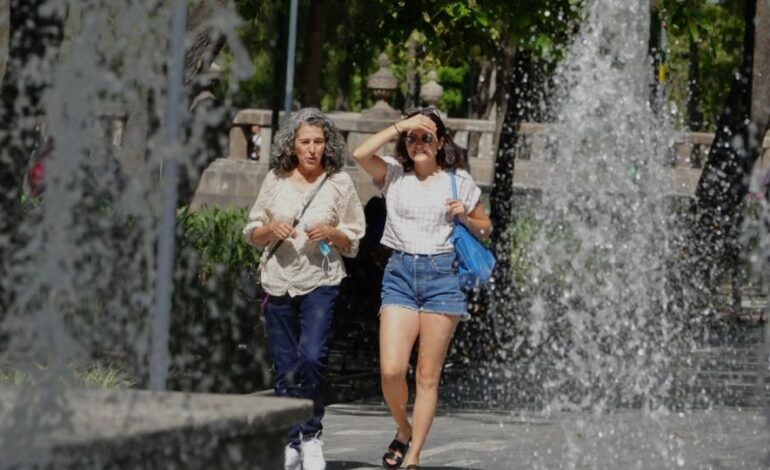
[264,285,339,448]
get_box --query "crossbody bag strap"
[261,173,330,262]
[449,170,460,226]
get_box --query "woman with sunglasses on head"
[353,107,492,469]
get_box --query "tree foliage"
[230,0,582,114]
[659,0,770,308]
[660,0,745,131]
[227,0,752,134]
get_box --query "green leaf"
[687,22,700,43]
[474,10,489,27]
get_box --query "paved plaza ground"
[320,402,769,469]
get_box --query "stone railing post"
[361,54,399,119]
[420,71,444,109]
[230,109,273,168]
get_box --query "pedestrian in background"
[249,123,262,161]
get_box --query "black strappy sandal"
[404,466,420,470]
[382,436,410,469]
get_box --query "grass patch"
[74,364,136,389]
[0,363,136,390]
[0,367,34,386]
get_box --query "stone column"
[354,54,400,158]
[361,54,399,120]
[419,70,444,110]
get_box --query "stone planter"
[1,387,311,469]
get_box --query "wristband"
[393,123,401,134]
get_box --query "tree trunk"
[687,38,702,132]
[118,0,230,176]
[184,0,229,92]
[117,88,152,177]
[271,3,287,141]
[687,0,758,296]
[454,44,523,365]
[58,2,82,62]
[301,0,328,107]
[466,58,496,160]
[489,50,531,307]
[404,36,418,111]
[752,0,770,137]
[0,0,64,309]
[687,35,703,166]
[0,0,9,83]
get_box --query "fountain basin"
[1,387,310,469]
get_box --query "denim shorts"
[380,250,469,320]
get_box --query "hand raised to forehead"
[397,114,436,135]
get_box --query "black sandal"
[404,466,420,470]
[382,435,410,469]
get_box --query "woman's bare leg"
[379,306,420,464]
[404,312,459,467]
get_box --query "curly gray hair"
[270,108,349,176]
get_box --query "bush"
[177,206,261,278]
[170,206,270,393]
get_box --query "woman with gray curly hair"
[243,108,365,470]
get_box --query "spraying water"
[0,0,252,461]
[497,0,712,466]
[525,0,685,411]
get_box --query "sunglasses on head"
[405,133,436,145]
[405,106,440,117]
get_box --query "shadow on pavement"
[326,461,376,469]
[328,463,481,470]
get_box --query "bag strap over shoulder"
[261,173,330,263]
[449,170,460,226]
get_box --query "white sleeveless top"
[379,159,481,255]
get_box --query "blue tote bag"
[449,171,496,290]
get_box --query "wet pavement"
[321,402,769,469]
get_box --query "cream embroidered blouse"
[243,170,365,297]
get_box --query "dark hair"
[394,107,469,172]
[270,107,348,176]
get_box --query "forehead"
[295,123,324,139]
[407,129,434,136]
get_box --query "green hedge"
[176,206,261,279]
[170,206,270,393]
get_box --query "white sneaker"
[284,444,302,470]
[300,434,326,470]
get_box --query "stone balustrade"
[192,108,770,208]
[195,109,499,208]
